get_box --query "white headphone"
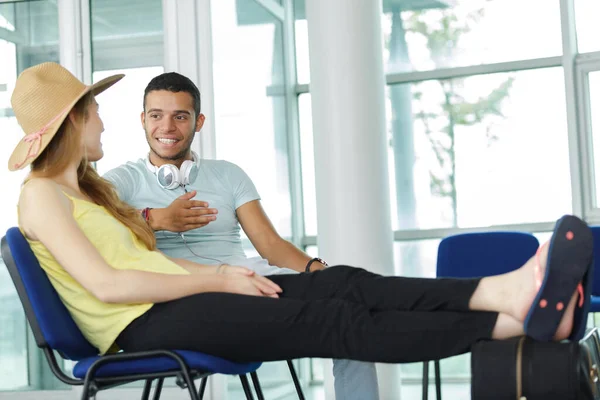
[145,151,199,190]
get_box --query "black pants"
[116,266,498,363]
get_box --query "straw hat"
[8,62,124,171]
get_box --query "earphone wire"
[179,231,224,264]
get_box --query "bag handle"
[516,336,526,400]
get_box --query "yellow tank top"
[23,193,189,355]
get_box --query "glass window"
[298,93,317,236]
[587,71,600,208]
[381,0,562,74]
[294,0,562,83]
[90,0,163,71]
[0,0,60,391]
[301,68,572,232]
[212,0,292,238]
[91,0,164,175]
[575,0,600,54]
[294,18,310,85]
[388,67,571,230]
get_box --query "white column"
[58,0,90,82]
[305,0,400,399]
[162,0,217,160]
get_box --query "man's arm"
[237,200,326,273]
[103,166,137,203]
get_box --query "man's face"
[141,90,204,163]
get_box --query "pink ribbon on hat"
[13,104,76,169]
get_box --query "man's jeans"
[333,359,379,400]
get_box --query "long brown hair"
[29,92,156,250]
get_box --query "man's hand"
[150,190,218,232]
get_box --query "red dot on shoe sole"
[566,231,574,240]
[556,302,564,311]
[540,299,547,308]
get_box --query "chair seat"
[73,350,261,378]
[590,296,600,313]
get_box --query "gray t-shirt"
[103,158,295,276]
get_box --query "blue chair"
[588,226,600,319]
[1,227,264,400]
[422,231,540,400]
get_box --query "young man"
[103,72,379,400]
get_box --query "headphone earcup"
[179,160,193,186]
[156,164,181,190]
[179,160,199,185]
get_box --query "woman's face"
[82,99,105,161]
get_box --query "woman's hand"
[219,265,282,298]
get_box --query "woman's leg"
[116,216,590,362]
[116,292,499,364]
[268,266,482,313]
[267,230,583,342]
[116,239,577,363]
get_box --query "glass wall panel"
[0,0,60,390]
[586,71,600,208]
[91,0,164,175]
[295,0,562,83]
[300,68,572,233]
[381,0,562,74]
[212,0,292,239]
[575,0,600,53]
[386,67,571,230]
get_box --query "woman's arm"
[18,179,281,304]
[165,255,280,298]
[165,255,219,274]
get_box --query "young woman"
[9,62,594,363]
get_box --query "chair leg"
[152,378,164,400]
[422,361,429,400]
[81,379,95,400]
[198,377,208,400]
[239,374,256,400]
[141,379,153,400]
[250,372,265,400]
[178,370,200,400]
[434,360,442,400]
[287,360,305,400]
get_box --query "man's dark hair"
[143,72,201,118]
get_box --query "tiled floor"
[231,382,472,400]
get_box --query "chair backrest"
[437,231,539,278]
[590,226,600,296]
[1,227,98,360]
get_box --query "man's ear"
[140,111,145,128]
[195,113,206,132]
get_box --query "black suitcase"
[471,328,600,400]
